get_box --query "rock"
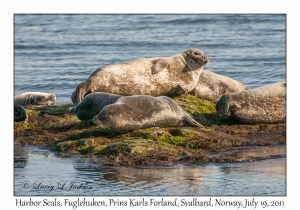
[14,94,286,166]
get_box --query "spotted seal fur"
[93,95,204,133]
[72,48,208,104]
[216,82,286,124]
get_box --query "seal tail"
[14,105,28,122]
[183,115,204,128]
[216,94,231,116]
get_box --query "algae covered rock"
[14,94,286,166]
[172,94,223,125]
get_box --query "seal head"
[75,92,122,120]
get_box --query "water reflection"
[14,146,285,196]
[14,146,29,168]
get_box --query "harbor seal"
[189,70,249,102]
[92,95,204,133]
[75,92,122,120]
[71,48,208,104]
[14,105,28,122]
[14,92,56,106]
[216,82,286,124]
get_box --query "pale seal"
[216,82,286,124]
[14,105,28,122]
[75,92,122,120]
[190,70,249,102]
[14,92,56,106]
[71,48,208,104]
[92,95,204,133]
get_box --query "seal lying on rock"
[93,95,204,133]
[71,48,208,104]
[75,92,122,120]
[14,92,56,106]
[189,70,249,102]
[14,105,28,122]
[216,82,286,124]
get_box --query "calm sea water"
[14,14,286,104]
[14,146,285,196]
[14,15,286,196]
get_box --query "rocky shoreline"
[14,94,286,166]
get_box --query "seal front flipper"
[151,59,169,74]
[182,115,204,128]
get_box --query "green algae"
[58,115,80,123]
[53,138,109,155]
[172,94,223,125]
[169,128,196,138]
[62,127,114,141]
[92,145,107,153]
[33,103,75,116]
[72,120,96,129]
[136,128,197,148]
[173,94,216,113]
[129,127,227,154]
[14,121,35,131]
[24,108,35,117]
[98,143,132,156]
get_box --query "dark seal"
[71,48,208,104]
[14,105,28,122]
[190,70,249,102]
[93,95,204,133]
[216,82,286,124]
[75,92,122,120]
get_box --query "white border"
[3,0,298,209]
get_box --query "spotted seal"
[216,82,286,124]
[189,70,249,102]
[14,92,56,106]
[71,48,208,104]
[92,95,204,133]
[14,105,28,122]
[75,92,122,120]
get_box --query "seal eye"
[193,51,200,55]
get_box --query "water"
[14,146,285,196]
[14,15,286,196]
[14,14,286,104]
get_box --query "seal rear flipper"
[182,115,204,128]
[151,59,169,74]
